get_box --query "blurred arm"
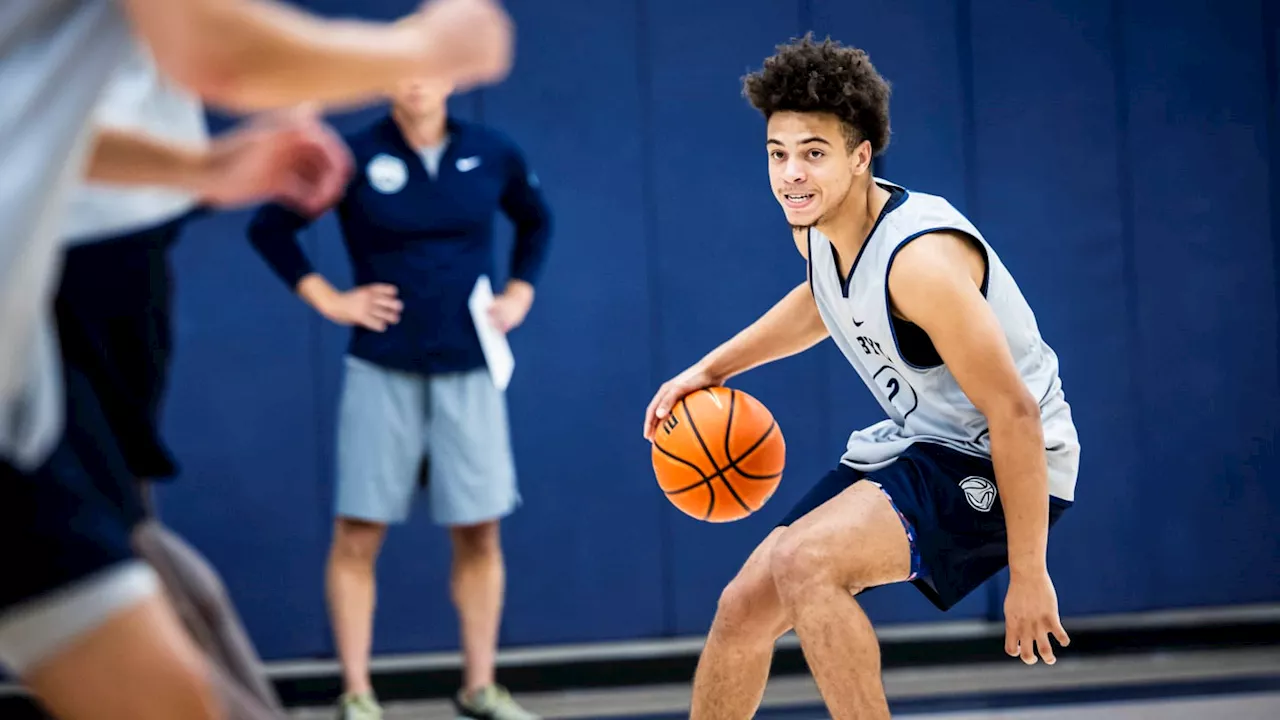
[85,128,210,194]
[121,0,443,112]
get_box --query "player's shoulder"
[895,230,979,266]
[879,183,969,232]
[887,231,987,309]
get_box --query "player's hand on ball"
[324,283,403,332]
[412,0,514,90]
[1003,570,1070,666]
[643,365,722,442]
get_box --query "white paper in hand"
[468,275,515,391]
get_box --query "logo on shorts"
[960,476,997,512]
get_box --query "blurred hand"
[321,283,403,332]
[1004,569,1070,666]
[643,365,722,441]
[488,281,533,333]
[196,109,352,217]
[412,0,514,90]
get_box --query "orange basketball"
[651,386,786,523]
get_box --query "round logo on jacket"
[366,153,408,194]
[959,476,997,512]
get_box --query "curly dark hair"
[742,33,892,156]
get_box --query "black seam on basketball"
[728,422,781,480]
[714,391,752,512]
[682,394,751,515]
[681,397,726,477]
[722,390,737,469]
[663,463,780,495]
[665,481,712,495]
[717,471,752,514]
[715,388,781,479]
[703,480,715,521]
[653,439,709,481]
[657,402,719,497]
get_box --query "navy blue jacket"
[247,115,552,376]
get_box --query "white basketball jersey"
[808,179,1080,502]
[0,0,131,468]
[63,41,208,244]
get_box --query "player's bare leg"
[770,481,913,720]
[690,529,792,720]
[21,592,222,720]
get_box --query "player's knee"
[715,552,787,634]
[714,573,759,629]
[769,528,855,602]
[712,575,784,645]
[330,519,386,566]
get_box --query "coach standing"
[246,77,551,720]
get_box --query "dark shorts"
[777,441,1072,612]
[0,368,141,611]
[0,214,194,613]
[53,214,190,481]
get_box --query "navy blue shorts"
[0,213,195,613]
[0,366,141,611]
[54,214,192,481]
[777,441,1072,612]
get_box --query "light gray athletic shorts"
[335,355,520,526]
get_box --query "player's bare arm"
[121,0,512,112]
[644,281,828,440]
[86,113,350,217]
[85,129,211,190]
[887,230,1070,665]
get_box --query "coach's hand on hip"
[317,283,403,332]
[1003,567,1070,666]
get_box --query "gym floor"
[288,647,1280,719]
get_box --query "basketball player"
[0,1,513,719]
[643,34,1080,720]
[57,41,289,720]
[246,75,551,720]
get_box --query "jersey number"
[885,377,901,402]
[873,366,918,420]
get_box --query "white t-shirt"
[0,0,133,468]
[62,42,208,244]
